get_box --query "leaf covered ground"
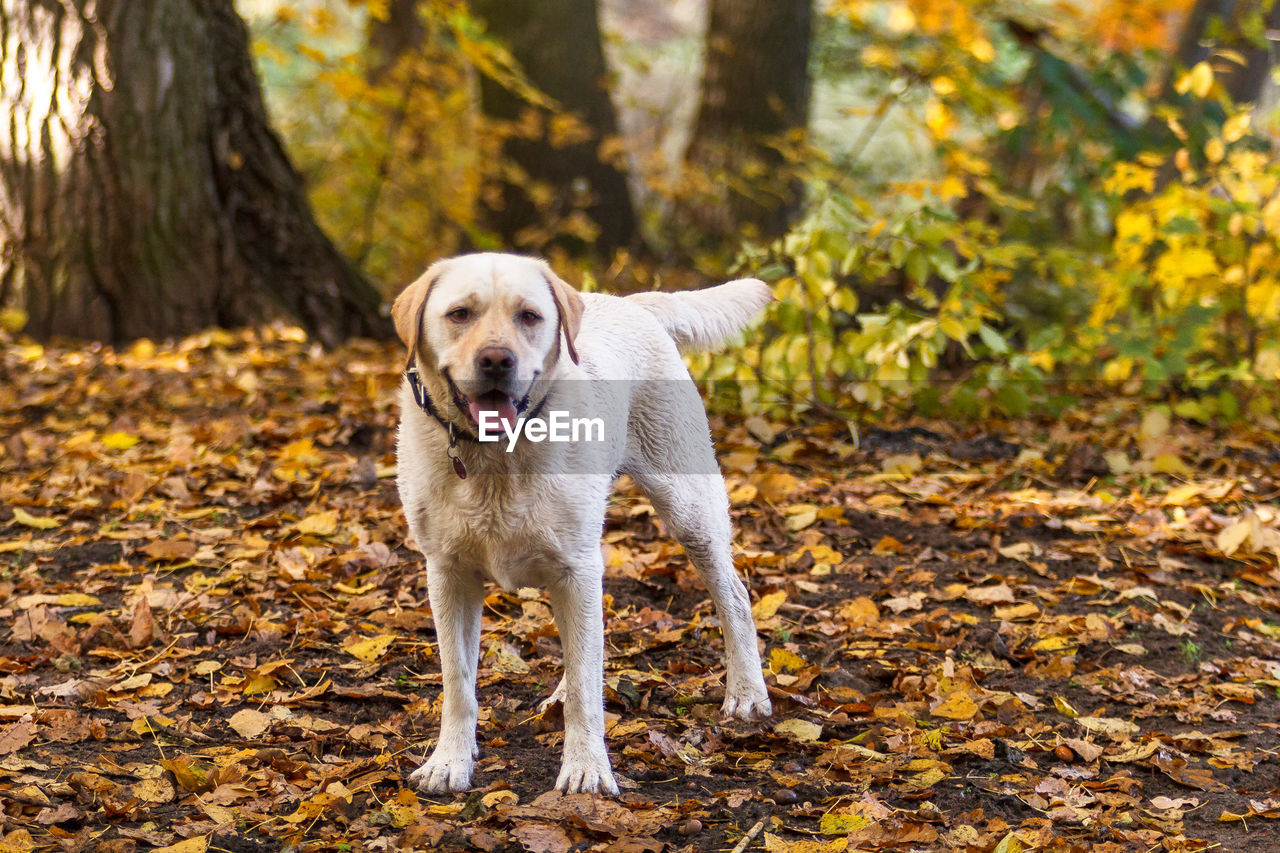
[2,328,1280,852]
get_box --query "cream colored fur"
[396,253,773,796]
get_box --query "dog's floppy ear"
[392,262,445,368]
[538,262,584,365]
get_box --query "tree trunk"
[367,0,426,83]
[1222,0,1280,104]
[680,0,813,249]
[0,0,390,346]
[1160,0,1280,104]
[470,0,638,256]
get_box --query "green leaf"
[978,323,1008,354]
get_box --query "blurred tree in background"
[675,0,814,253]
[5,0,1280,424]
[469,0,639,256]
[0,0,388,345]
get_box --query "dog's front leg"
[409,564,484,794]
[547,560,619,796]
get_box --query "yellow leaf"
[153,838,207,853]
[882,453,922,477]
[784,504,819,531]
[753,590,787,620]
[1176,61,1214,98]
[791,543,842,566]
[1076,716,1139,738]
[764,832,850,853]
[101,431,140,451]
[1223,112,1251,142]
[11,508,58,530]
[1162,483,1203,507]
[885,4,915,34]
[754,472,799,503]
[0,308,27,334]
[1053,696,1080,718]
[333,581,375,595]
[994,602,1039,621]
[1100,450,1131,471]
[1152,454,1191,476]
[925,99,953,140]
[242,674,279,695]
[838,597,880,628]
[1139,409,1169,442]
[774,718,822,743]
[940,316,968,341]
[931,691,979,720]
[872,535,905,554]
[481,789,518,808]
[295,511,338,537]
[992,832,1023,853]
[1217,516,1253,555]
[344,635,395,663]
[56,593,100,607]
[819,812,871,835]
[769,648,808,674]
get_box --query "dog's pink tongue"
[469,393,517,432]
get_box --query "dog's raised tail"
[626,279,773,353]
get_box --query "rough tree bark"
[470,0,638,256]
[0,0,390,345]
[681,0,813,247]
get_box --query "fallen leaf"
[882,453,922,476]
[753,590,787,620]
[0,721,36,755]
[774,719,823,743]
[10,508,58,529]
[152,838,207,853]
[343,634,396,662]
[227,708,271,739]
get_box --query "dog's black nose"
[476,346,516,379]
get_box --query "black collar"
[404,366,550,478]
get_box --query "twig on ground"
[730,819,766,853]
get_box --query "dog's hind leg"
[537,678,565,713]
[630,468,772,721]
[408,563,485,793]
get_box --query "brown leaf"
[1153,752,1227,792]
[509,823,572,853]
[129,594,154,648]
[0,720,36,755]
[35,803,81,825]
[140,539,196,561]
[227,708,271,739]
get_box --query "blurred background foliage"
[239,0,1280,423]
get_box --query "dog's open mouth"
[461,389,518,432]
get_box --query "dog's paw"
[555,748,618,796]
[537,679,565,714]
[722,681,772,721]
[408,749,474,794]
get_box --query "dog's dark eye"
[518,310,542,326]
[446,307,471,323]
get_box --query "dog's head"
[392,253,583,432]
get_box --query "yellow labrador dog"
[393,253,772,796]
